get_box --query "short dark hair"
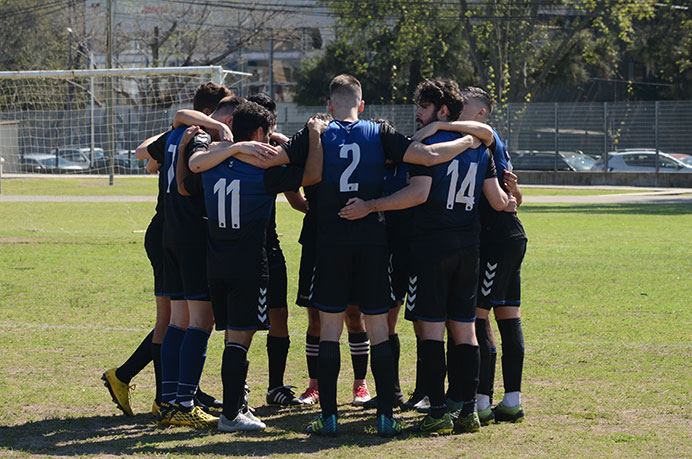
[247,93,277,126]
[329,74,362,107]
[212,95,245,118]
[192,82,232,112]
[413,79,463,121]
[231,101,273,142]
[461,86,493,115]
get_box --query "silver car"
[592,150,692,172]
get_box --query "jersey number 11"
[213,178,240,229]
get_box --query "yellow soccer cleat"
[168,404,219,428]
[102,368,134,416]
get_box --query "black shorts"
[388,240,410,306]
[312,244,393,315]
[266,227,288,310]
[162,245,210,301]
[144,215,165,296]
[405,244,479,323]
[210,276,270,331]
[477,236,527,310]
[296,243,317,308]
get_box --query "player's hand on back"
[411,121,440,142]
[307,116,329,134]
[504,169,519,193]
[504,194,518,213]
[338,197,374,221]
[232,141,280,167]
[182,125,203,144]
[216,124,233,142]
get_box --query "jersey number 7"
[213,178,240,229]
[446,160,478,211]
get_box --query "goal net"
[0,66,247,177]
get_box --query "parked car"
[591,150,692,172]
[20,154,90,174]
[53,147,91,169]
[114,150,147,174]
[510,150,596,171]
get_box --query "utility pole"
[106,0,115,185]
[268,28,274,100]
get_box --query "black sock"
[318,341,340,418]
[456,343,480,407]
[421,340,446,419]
[489,348,497,405]
[446,336,461,400]
[222,343,248,420]
[476,319,493,398]
[389,334,402,396]
[414,336,424,395]
[348,332,369,381]
[306,333,320,380]
[151,342,162,404]
[497,318,525,393]
[116,330,154,384]
[267,335,290,390]
[370,341,395,418]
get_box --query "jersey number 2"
[213,178,240,229]
[446,160,478,211]
[339,143,360,192]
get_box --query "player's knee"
[345,307,365,333]
[268,308,289,336]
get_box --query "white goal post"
[0,66,250,183]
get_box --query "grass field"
[0,189,691,457]
[0,177,656,197]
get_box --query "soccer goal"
[0,66,249,182]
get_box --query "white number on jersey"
[446,160,478,211]
[339,143,361,192]
[166,144,177,193]
[213,178,241,229]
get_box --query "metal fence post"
[554,102,559,172]
[603,102,608,173]
[655,101,660,174]
[506,103,511,152]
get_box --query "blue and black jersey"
[158,126,207,248]
[478,131,526,240]
[409,131,497,249]
[201,158,303,279]
[383,162,413,244]
[315,119,412,246]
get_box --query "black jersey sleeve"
[264,165,304,195]
[409,163,434,178]
[485,149,497,179]
[280,127,310,167]
[487,138,497,156]
[147,129,172,164]
[380,123,413,164]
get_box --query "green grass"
[1,177,158,196]
[522,187,655,196]
[0,200,691,457]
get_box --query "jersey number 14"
[446,160,478,211]
[213,178,240,229]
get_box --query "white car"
[592,150,692,172]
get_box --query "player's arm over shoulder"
[481,150,509,211]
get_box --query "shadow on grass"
[522,202,692,215]
[0,406,413,456]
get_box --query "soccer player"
[339,78,509,435]
[191,101,325,431]
[459,87,527,424]
[147,96,276,428]
[102,82,230,417]
[305,74,489,437]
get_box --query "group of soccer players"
[101,73,527,437]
